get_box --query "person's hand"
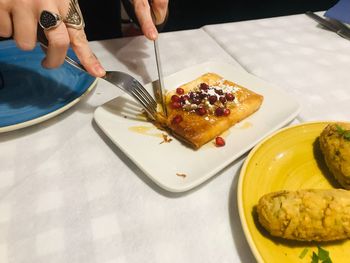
[133,0,169,40]
[0,0,105,77]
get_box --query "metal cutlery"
[153,38,167,116]
[121,0,168,116]
[327,17,350,35]
[306,11,350,40]
[103,71,158,120]
[37,28,158,120]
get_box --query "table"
[1,13,350,263]
[203,13,350,122]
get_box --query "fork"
[103,70,158,120]
[37,30,158,120]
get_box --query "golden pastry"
[156,73,263,149]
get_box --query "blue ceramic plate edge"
[0,78,98,133]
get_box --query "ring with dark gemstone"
[39,10,62,30]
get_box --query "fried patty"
[320,122,350,189]
[257,189,350,241]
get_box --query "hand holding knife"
[121,0,168,116]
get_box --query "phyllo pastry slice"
[156,73,263,149]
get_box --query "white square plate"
[94,62,300,192]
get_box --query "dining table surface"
[1,12,350,263]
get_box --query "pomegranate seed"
[171,101,182,109]
[172,115,183,124]
[215,137,226,147]
[200,83,209,90]
[171,95,180,102]
[180,95,189,104]
[209,95,217,104]
[182,95,190,101]
[189,92,195,99]
[223,108,231,116]
[219,96,227,104]
[199,92,207,99]
[192,98,202,105]
[196,107,207,116]
[215,107,224,116]
[176,88,184,95]
[215,89,223,95]
[225,93,235,101]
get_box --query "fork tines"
[130,80,158,120]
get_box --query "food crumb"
[299,248,308,259]
[176,173,187,178]
[160,134,173,144]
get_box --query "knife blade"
[306,11,350,40]
[326,17,350,40]
[153,38,167,116]
[120,0,168,115]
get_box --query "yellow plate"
[238,121,349,263]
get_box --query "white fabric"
[2,13,350,262]
[0,29,253,263]
[203,13,350,122]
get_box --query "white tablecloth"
[203,13,350,122]
[0,29,253,263]
[1,14,350,263]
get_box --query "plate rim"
[237,120,335,263]
[94,60,301,192]
[0,78,98,133]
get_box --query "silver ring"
[64,0,85,30]
[39,10,62,30]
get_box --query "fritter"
[320,122,350,189]
[257,189,350,241]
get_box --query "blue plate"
[0,40,97,132]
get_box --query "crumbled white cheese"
[190,104,198,110]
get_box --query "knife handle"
[337,29,350,41]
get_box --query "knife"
[306,11,350,40]
[153,37,167,116]
[121,0,168,116]
[326,17,350,36]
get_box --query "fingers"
[41,0,105,77]
[12,6,37,50]
[0,10,12,38]
[67,28,105,77]
[2,0,104,77]
[42,21,70,69]
[37,2,70,69]
[39,10,104,77]
[134,0,158,40]
[151,0,168,25]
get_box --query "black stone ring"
[39,10,62,30]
